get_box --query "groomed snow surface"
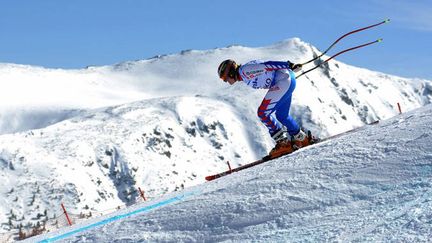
[31,104,432,242]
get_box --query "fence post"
[397,102,402,114]
[227,161,232,173]
[138,187,146,201]
[61,203,72,226]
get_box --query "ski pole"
[301,19,390,66]
[296,38,383,79]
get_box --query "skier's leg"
[257,69,294,136]
[275,95,300,135]
[273,70,300,136]
[257,98,283,136]
[273,70,314,148]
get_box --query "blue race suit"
[238,60,300,136]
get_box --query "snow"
[0,38,431,241]
[30,103,432,242]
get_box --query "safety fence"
[0,187,149,242]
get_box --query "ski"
[205,120,379,181]
[205,157,271,181]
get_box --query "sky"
[0,0,431,79]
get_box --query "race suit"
[238,60,300,136]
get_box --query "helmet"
[217,59,237,80]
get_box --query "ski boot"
[268,129,295,159]
[292,129,319,150]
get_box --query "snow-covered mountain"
[1,38,431,239]
[31,102,432,242]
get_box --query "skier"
[217,59,314,157]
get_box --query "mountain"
[1,38,431,136]
[0,38,431,238]
[31,103,432,242]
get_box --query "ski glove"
[287,61,302,72]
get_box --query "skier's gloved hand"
[291,63,302,72]
[287,60,294,69]
[287,61,302,72]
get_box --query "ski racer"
[217,59,314,157]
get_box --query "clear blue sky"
[1,0,431,79]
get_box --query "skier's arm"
[262,61,302,73]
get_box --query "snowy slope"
[0,96,260,239]
[31,103,432,242]
[1,38,432,237]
